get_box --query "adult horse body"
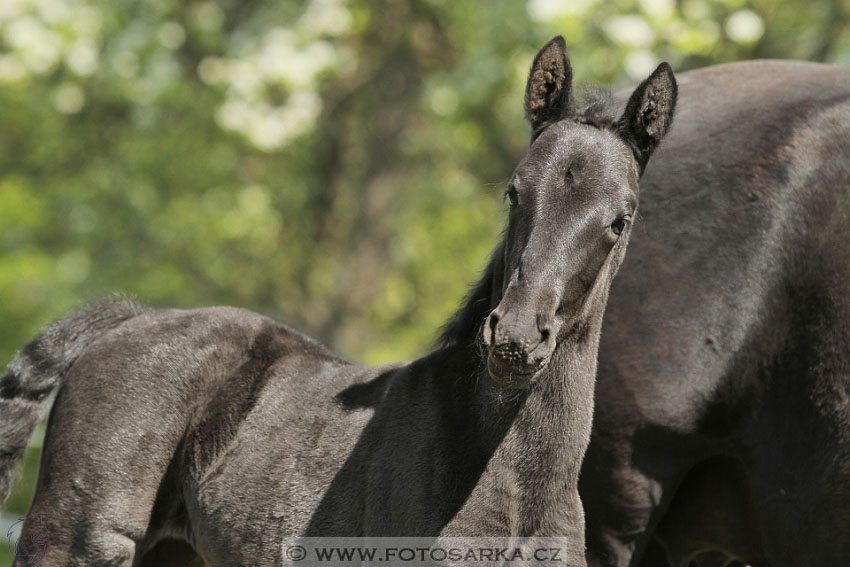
[0,38,676,566]
[581,60,850,566]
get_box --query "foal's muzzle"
[486,352,548,389]
[482,305,557,389]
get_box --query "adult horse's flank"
[0,37,676,566]
[580,60,850,567]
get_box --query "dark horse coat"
[580,60,850,567]
[0,38,677,566]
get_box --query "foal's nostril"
[486,311,500,345]
[540,327,550,344]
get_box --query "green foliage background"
[1,0,848,561]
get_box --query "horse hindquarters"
[15,306,277,566]
[17,333,204,566]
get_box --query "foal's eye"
[610,216,630,236]
[506,186,519,207]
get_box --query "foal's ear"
[617,62,677,174]
[524,36,575,137]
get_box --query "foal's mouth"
[486,354,548,389]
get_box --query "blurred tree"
[1,0,848,561]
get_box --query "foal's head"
[483,36,677,388]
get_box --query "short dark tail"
[0,298,147,503]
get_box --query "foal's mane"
[437,241,503,349]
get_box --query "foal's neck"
[445,312,603,537]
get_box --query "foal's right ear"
[524,36,575,137]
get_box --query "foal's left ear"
[617,62,677,174]
[525,36,576,137]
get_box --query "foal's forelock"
[530,90,619,143]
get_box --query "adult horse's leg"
[579,339,702,567]
[580,420,685,566]
[651,457,767,567]
[751,293,850,566]
[751,413,850,565]
[581,456,670,566]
